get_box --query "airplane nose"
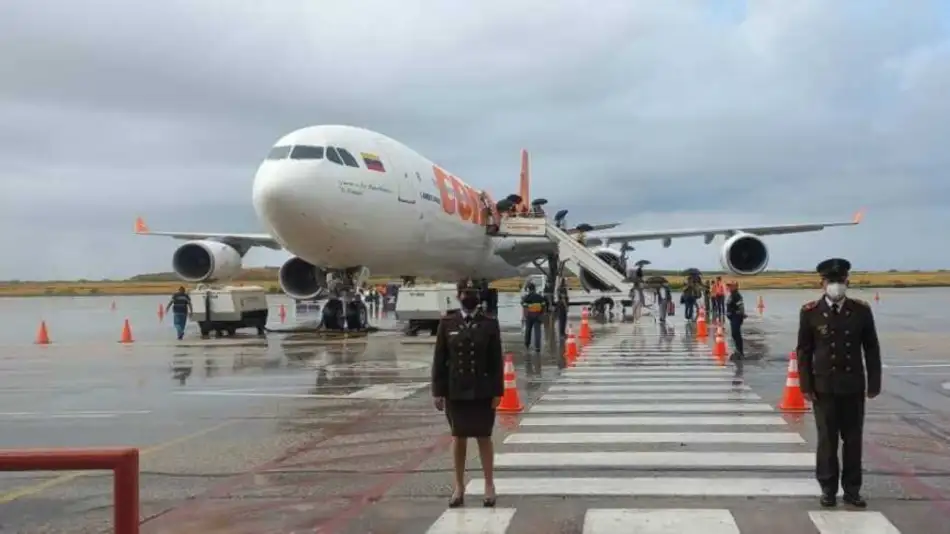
[252,163,303,224]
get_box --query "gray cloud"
[1,0,948,280]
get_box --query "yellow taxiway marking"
[0,420,236,504]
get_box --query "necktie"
[832,303,839,314]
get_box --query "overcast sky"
[1,0,948,280]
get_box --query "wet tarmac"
[0,288,948,533]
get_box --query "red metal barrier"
[0,447,139,534]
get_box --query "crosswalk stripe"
[556,377,735,383]
[424,508,516,533]
[549,384,750,392]
[504,432,806,444]
[518,415,787,426]
[464,477,822,496]
[808,511,902,534]
[573,361,722,367]
[494,451,813,468]
[564,370,731,376]
[583,509,740,534]
[529,403,774,413]
[539,392,761,401]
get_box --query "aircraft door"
[396,166,416,204]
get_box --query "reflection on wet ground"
[0,288,948,532]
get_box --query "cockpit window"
[266,145,291,160]
[325,147,343,165]
[290,145,324,160]
[336,148,360,168]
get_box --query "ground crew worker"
[725,281,746,378]
[712,276,725,319]
[556,280,569,338]
[655,283,671,324]
[703,279,712,317]
[797,257,881,509]
[431,282,503,508]
[166,286,192,340]
[521,282,547,353]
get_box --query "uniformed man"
[798,257,881,509]
[431,281,504,507]
[725,280,746,380]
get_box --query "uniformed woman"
[431,281,504,508]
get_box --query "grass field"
[2,269,949,298]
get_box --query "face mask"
[460,295,479,311]
[826,282,847,301]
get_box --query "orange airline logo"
[432,165,499,226]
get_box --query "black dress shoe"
[820,494,837,507]
[843,493,867,508]
[448,495,464,508]
[483,496,496,508]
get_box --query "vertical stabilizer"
[519,149,530,211]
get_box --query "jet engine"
[720,232,769,275]
[578,246,627,292]
[172,240,242,282]
[278,256,328,300]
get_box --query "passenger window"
[325,147,343,165]
[266,146,291,160]
[290,145,324,160]
[336,148,360,168]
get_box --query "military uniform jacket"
[797,297,882,396]
[431,311,504,401]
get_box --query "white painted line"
[519,415,789,426]
[578,355,713,360]
[425,508,516,534]
[466,477,828,496]
[505,432,806,444]
[565,369,730,376]
[583,509,740,534]
[575,361,720,367]
[540,392,761,401]
[174,382,428,401]
[529,403,774,413]
[550,384,749,392]
[885,364,950,369]
[0,410,152,420]
[557,377,733,384]
[808,511,902,534]
[495,451,813,468]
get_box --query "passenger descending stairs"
[495,217,633,293]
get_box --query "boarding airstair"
[494,216,634,294]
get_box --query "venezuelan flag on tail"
[361,152,386,172]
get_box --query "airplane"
[135,124,864,310]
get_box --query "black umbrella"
[645,275,669,287]
[634,259,651,267]
[683,267,701,276]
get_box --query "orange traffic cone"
[578,308,591,343]
[695,307,708,339]
[279,303,287,323]
[874,292,880,303]
[119,319,134,343]
[497,353,523,413]
[158,304,165,322]
[778,351,809,412]
[712,325,727,364]
[564,328,578,366]
[35,321,51,345]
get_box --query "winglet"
[852,209,865,224]
[134,216,150,234]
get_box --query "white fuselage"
[251,125,549,281]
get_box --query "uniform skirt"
[445,398,496,438]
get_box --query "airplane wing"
[134,217,282,251]
[565,223,620,234]
[583,210,864,247]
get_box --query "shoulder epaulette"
[801,300,819,311]
[850,298,870,308]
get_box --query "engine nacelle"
[278,256,328,300]
[172,240,242,282]
[720,232,769,275]
[579,246,627,292]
